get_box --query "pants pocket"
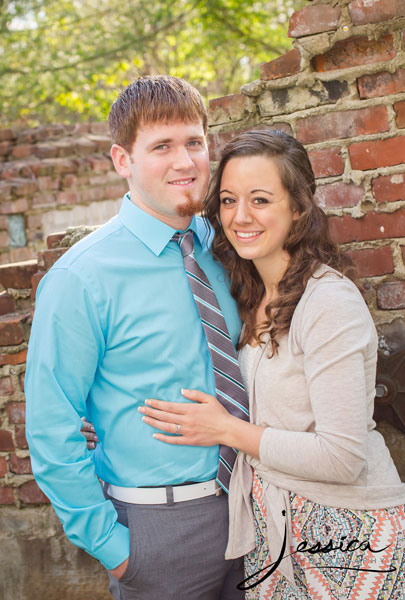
[117,505,142,586]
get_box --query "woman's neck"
[253,250,290,299]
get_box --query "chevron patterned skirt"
[244,472,405,599]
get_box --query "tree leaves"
[0,0,304,125]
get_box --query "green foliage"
[0,0,304,126]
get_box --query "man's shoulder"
[52,215,124,271]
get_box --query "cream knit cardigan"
[226,266,405,581]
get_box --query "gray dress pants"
[107,490,244,600]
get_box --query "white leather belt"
[105,478,222,504]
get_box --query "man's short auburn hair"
[108,75,208,152]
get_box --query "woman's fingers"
[141,414,182,434]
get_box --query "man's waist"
[103,479,222,505]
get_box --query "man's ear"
[111,144,131,178]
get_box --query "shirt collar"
[118,193,203,256]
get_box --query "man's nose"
[172,146,194,170]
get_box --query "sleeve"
[25,267,130,569]
[259,280,375,484]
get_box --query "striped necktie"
[172,230,249,493]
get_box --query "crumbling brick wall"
[0,123,127,265]
[0,1,404,599]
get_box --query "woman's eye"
[220,197,235,205]
[253,197,269,205]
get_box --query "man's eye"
[188,140,202,147]
[154,144,168,151]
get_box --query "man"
[26,76,245,599]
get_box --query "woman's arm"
[139,389,266,459]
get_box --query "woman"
[139,129,405,598]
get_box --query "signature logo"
[237,510,395,591]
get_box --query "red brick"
[19,372,24,392]
[57,191,80,205]
[0,197,29,215]
[6,402,26,424]
[36,144,58,159]
[26,214,43,230]
[0,486,14,504]
[8,247,35,264]
[372,174,405,203]
[0,314,26,346]
[63,174,78,188]
[328,209,405,243]
[0,231,10,247]
[15,425,28,449]
[75,138,97,155]
[0,128,16,142]
[80,187,103,203]
[308,147,345,178]
[0,182,12,201]
[10,453,31,474]
[349,0,405,25]
[11,178,38,196]
[315,182,364,209]
[86,156,112,171]
[0,259,38,289]
[402,245,405,264]
[0,141,11,156]
[349,137,405,170]
[42,248,67,270]
[0,429,14,451]
[89,135,111,153]
[313,35,396,72]
[377,281,405,309]
[0,349,28,366]
[90,122,109,135]
[31,271,46,299]
[208,93,251,123]
[0,376,13,395]
[18,480,50,504]
[347,246,394,277]
[208,124,293,162]
[0,456,7,477]
[12,144,34,159]
[394,101,405,128]
[296,105,389,144]
[47,232,67,249]
[288,5,341,37]
[358,69,405,99]
[32,192,56,207]
[260,49,301,80]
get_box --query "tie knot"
[172,229,194,258]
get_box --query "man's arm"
[25,267,130,570]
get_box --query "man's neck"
[129,195,193,231]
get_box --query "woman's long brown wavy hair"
[203,129,357,356]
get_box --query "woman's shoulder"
[303,264,361,304]
[293,263,376,335]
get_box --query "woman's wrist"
[222,416,265,460]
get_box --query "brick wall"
[208,0,405,352]
[0,1,404,598]
[0,122,127,265]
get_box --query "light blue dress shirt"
[25,194,241,570]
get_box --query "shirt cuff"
[95,521,131,570]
